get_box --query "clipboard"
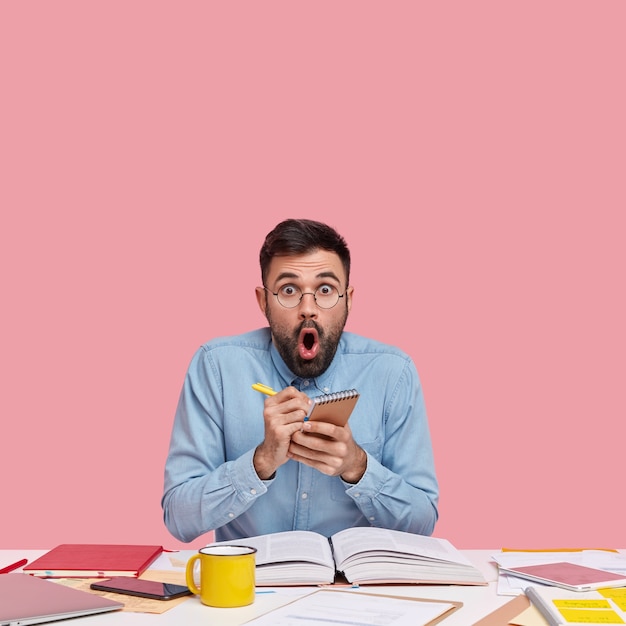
[242,589,462,626]
[473,595,531,626]
[370,591,463,625]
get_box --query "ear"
[255,286,268,317]
[345,286,354,313]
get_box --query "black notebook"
[305,389,360,426]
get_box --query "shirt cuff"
[343,451,385,496]
[230,448,270,502]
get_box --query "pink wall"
[1,2,624,550]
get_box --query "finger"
[266,392,311,415]
[290,432,346,460]
[288,446,343,476]
[264,404,310,428]
[301,420,343,440]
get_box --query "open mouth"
[303,332,315,350]
[298,327,319,360]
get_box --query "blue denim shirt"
[162,328,439,543]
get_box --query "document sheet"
[243,589,457,626]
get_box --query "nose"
[297,292,318,318]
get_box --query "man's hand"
[288,421,367,484]
[253,387,311,479]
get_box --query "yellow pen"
[252,383,277,396]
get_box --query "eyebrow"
[274,271,342,284]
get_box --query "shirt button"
[303,379,310,387]
[354,493,360,497]
[301,493,308,500]
[369,516,375,521]
[250,489,257,495]
[323,387,329,392]
[228,512,235,518]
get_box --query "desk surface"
[0,549,514,625]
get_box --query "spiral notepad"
[306,389,360,426]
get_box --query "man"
[162,218,438,543]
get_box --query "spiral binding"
[313,389,359,405]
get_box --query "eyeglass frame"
[263,285,346,309]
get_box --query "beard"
[266,304,349,379]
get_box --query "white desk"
[1,549,511,625]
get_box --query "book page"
[331,527,473,568]
[213,531,334,568]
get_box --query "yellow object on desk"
[186,545,257,608]
[524,586,626,626]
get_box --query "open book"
[210,527,488,586]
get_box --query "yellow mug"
[186,545,257,608]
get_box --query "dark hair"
[260,219,351,286]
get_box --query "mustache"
[295,320,322,338]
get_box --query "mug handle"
[186,553,201,595]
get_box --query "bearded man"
[162,219,439,543]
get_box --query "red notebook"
[500,561,626,592]
[23,544,163,578]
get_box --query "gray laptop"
[0,573,123,625]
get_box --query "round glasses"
[264,285,345,309]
